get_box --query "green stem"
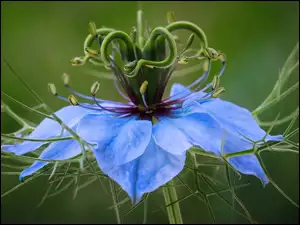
[162,180,183,224]
[109,179,121,224]
[2,103,32,128]
[1,133,73,142]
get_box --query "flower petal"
[152,119,192,155]
[183,97,283,142]
[169,83,206,101]
[2,105,90,155]
[155,112,224,156]
[77,114,152,170]
[19,139,82,181]
[220,131,269,184]
[169,83,191,100]
[228,155,269,185]
[97,138,185,203]
[175,100,270,184]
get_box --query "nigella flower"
[1,13,283,204]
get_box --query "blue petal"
[169,83,206,101]
[182,96,283,142]
[169,83,192,100]
[228,155,269,185]
[77,114,152,171]
[96,138,186,203]
[175,99,270,184]
[152,119,193,155]
[19,139,81,181]
[181,103,270,184]
[155,112,224,156]
[2,105,90,155]
[221,131,269,184]
[171,84,280,184]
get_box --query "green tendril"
[137,10,145,48]
[125,27,177,78]
[166,21,208,54]
[100,30,135,66]
[83,27,115,65]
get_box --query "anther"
[212,75,220,90]
[140,81,149,109]
[68,95,79,106]
[70,56,88,66]
[140,81,148,95]
[89,21,97,36]
[218,53,226,63]
[90,81,100,96]
[212,87,225,98]
[48,83,57,96]
[85,47,100,56]
[130,26,137,43]
[203,59,210,72]
[124,60,137,73]
[62,73,70,86]
[145,64,154,68]
[180,33,195,55]
[178,56,189,65]
[167,11,175,24]
[203,47,218,60]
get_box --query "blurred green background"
[1,1,299,224]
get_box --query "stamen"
[90,81,100,96]
[52,92,101,111]
[212,75,220,90]
[62,73,70,86]
[198,54,226,93]
[177,56,189,65]
[68,95,79,106]
[161,59,211,105]
[48,83,121,112]
[179,33,195,55]
[212,87,225,98]
[48,83,57,95]
[188,59,210,90]
[140,80,149,109]
[90,82,132,113]
[85,47,100,56]
[70,56,87,66]
[89,21,97,36]
[62,73,130,107]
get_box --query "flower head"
[1,11,283,204]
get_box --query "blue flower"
[1,15,284,204]
[2,81,282,203]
